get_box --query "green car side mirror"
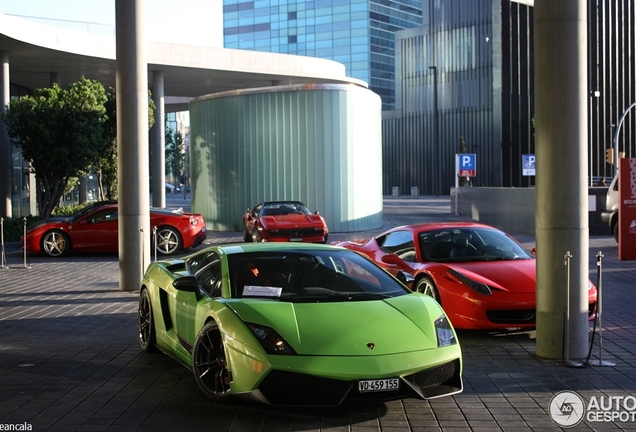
[173,275,198,292]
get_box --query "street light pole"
[429,66,439,193]
[613,101,636,177]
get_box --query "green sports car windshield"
[228,250,409,302]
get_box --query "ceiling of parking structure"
[1,13,365,112]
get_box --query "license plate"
[289,238,303,242]
[358,378,400,393]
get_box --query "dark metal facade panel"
[589,0,636,180]
[383,0,634,195]
[384,0,501,195]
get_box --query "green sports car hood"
[226,294,446,356]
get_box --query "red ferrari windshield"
[418,227,533,262]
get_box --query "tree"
[458,136,468,186]
[165,124,185,184]
[1,78,108,219]
[91,86,118,201]
[92,88,156,201]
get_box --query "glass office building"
[223,0,423,110]
[382,0,636,196]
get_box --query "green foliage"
[1,78,157,218]
[1,77,108,219]
[52,203,87,217]
[165,123,185,183]
[92,86,118,201]
[458,137,468,186]
[2,216,39,242]
[92,88,155,201]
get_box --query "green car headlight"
[434,315,457,347]
[246,323,297,355]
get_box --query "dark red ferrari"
[22,202,206,257]
[333,222,597,330]
[242,201,329,243]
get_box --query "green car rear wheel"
[138,289,157,353]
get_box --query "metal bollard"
[561,251,583,367]
[139,227,145,277]
[153,226,157,262]
[1,218,8,269]
[20,218,31,269]
[588,251,615,367]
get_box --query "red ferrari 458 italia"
[243,201,329,243]
[334,222,597,330]
[22,202,206,257]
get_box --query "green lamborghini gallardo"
[138,243,462,406]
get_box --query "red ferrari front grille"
[269,228,323,237]
[486,309,536,324]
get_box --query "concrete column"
[0,51,11,219]
[534,0,589,359]
[152,71,166,208]
[116,0,150,291]
[49,72,61,87]
[79,176,88,203]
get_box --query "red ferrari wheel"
[416,276,441,305]
[41,230,71,257]
[243,227,252,242]
[155,226,182,255]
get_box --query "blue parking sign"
[522,154,536,176]
[457,154,476,177]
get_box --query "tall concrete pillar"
[152,71,166,208]
[115,0,150,291]
[0,51,11,219]
[534,0,589,359]
[49,72,61,87]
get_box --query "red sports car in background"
[333,222,597,330]
[243,201,329,243]
[23,202,206,257]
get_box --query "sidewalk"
[0,196,634,431]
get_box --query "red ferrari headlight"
[189,216,198,225]
[447,268,492,296]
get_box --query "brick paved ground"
[0,195,634,431]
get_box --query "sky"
[0,0,223,46]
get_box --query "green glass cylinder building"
[189,83,383,232]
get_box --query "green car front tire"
[192,321,231,399]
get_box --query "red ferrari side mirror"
[381,254,412,271]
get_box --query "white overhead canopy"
[0,13,366,112]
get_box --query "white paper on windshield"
[243,285,283,297]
